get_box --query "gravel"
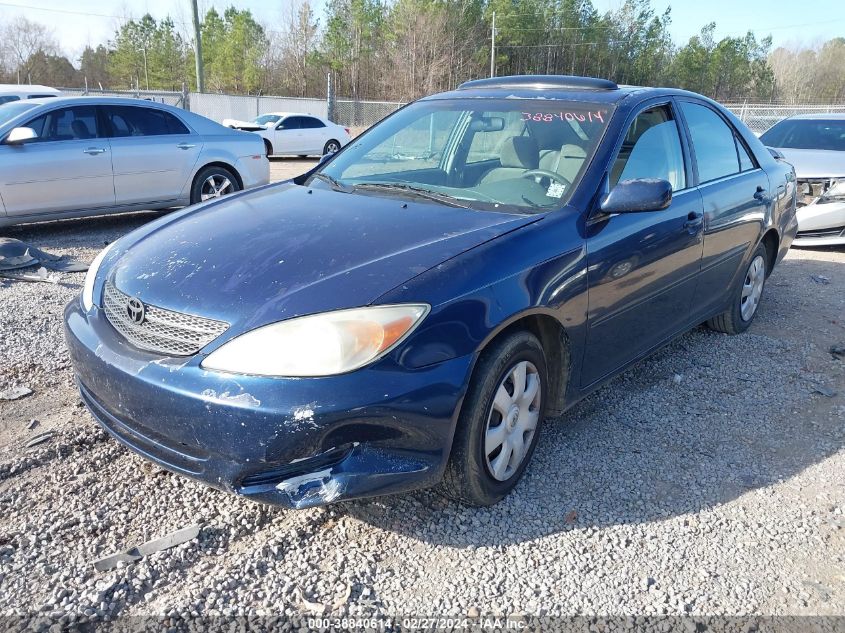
[1,180,843,627]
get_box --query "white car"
[226,112,351,157]
[0,84,60,105]
[760,114,845,246]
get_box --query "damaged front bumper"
[64,299,473,508]
[794,200,845,246]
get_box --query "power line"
[0,1,191,25]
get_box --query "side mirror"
[5,127,37,145]
[600,179,672,214]
[767,147,785,160]
[317,151,333,164]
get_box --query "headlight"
[81,241,117,311]
[818,179,845,204]
[201,304,430,377]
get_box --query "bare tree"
[1,15,59,83]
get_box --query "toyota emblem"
[126,297,146,325]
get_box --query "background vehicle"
[66,76,797,509]
[760,114,845,246]
[227,112,351,157]
[0,96,269,227]
[0,84,60,105]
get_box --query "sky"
[1,0,844,63]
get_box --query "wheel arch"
[193,161,244,190]
[761,228,779,277]
[468,310,571,417]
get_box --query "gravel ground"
[0,170,843,628]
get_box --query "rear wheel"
[190,166,240,205]
[441,331,547,506]
[323,139,341,155]
[706,242,768,334]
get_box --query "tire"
[264,140,273,157]
[706,242,768,334]
[323,139,341,155]
[441,330,548,506]
[190,165,240,205]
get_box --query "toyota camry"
[65,75,798,509]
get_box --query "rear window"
[0,95,20,105]
[760,119,845,152]
[105,105,190,137]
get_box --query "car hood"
[109,183,538,333]
[772,148,845,179]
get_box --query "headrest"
[499,136,539,169]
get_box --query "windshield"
[254,114,281,125]
[314,98,612,213]
[0,101,38,127]
[760,119,845,152]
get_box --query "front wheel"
[190,166,240,205]
[706,242,768,334]
[440,331,547,506]
[323,139,341,155]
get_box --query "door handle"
[177,143,196,150]
[83,147,107,155]
[683,211,703,234]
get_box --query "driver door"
[581,102,704,387]
[272,116,304,154]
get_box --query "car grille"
[102,281,229,356]
[797,225,845,239]
[796,178,835,207]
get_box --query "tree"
[110,14,189,90]
[80,45,114,89]
[0,15,58,84]
[201,7,268,93]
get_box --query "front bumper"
[794,201,845,246]
[64,299,473,508]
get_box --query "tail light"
[344,127,351,135]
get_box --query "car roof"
[424,75,709,106]
[0,84,59,94]
[786,113,845,121]
[20,95,179,108]
[267,112,324,118]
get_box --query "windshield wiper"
[311,172,354,193]
[353,182,473,209]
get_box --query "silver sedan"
[0,97,269,228]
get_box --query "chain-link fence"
[59,87,187,108]
[333,99,405,129]
[190,93,327,123]
[724,103,845,135]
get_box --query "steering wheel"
[520,169,572,188]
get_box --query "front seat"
[539,143,587,183]
[479,136,539,184]
[71,119,92,140]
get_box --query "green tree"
[201,7,268,93]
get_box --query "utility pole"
[191,0,205,92]
[489,11,496,78]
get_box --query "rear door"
[582,102,704,386]
[0,104,115,216]
[103,105,203,205]
[272,116,304,154]
[676,100,769,320]
[298,116,328,154]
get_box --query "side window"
[105,106,189,137]
[680,102,741,183]
[300,117,326,129]
[277,117,301,130]
[736,137,755,172]
[25,106,100,141]
[0,96,20,105]
[611,105,686,191]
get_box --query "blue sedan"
[65,75,798,508]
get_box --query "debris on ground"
[27,419,39,430]
[565,510,579,524]
[809,382,837,398]
[0,385,33,401]
[831,343,845,360]
[0,267,61,284]
[294,587,327,615]
[0,237,89,273]
[25,431,55,448]
[810,274,830,285]
[92,524,202,572]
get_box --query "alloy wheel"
[200,174,234,201]
[325,141,340,154]
[740,255,765,321]
[484,360,542,481]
